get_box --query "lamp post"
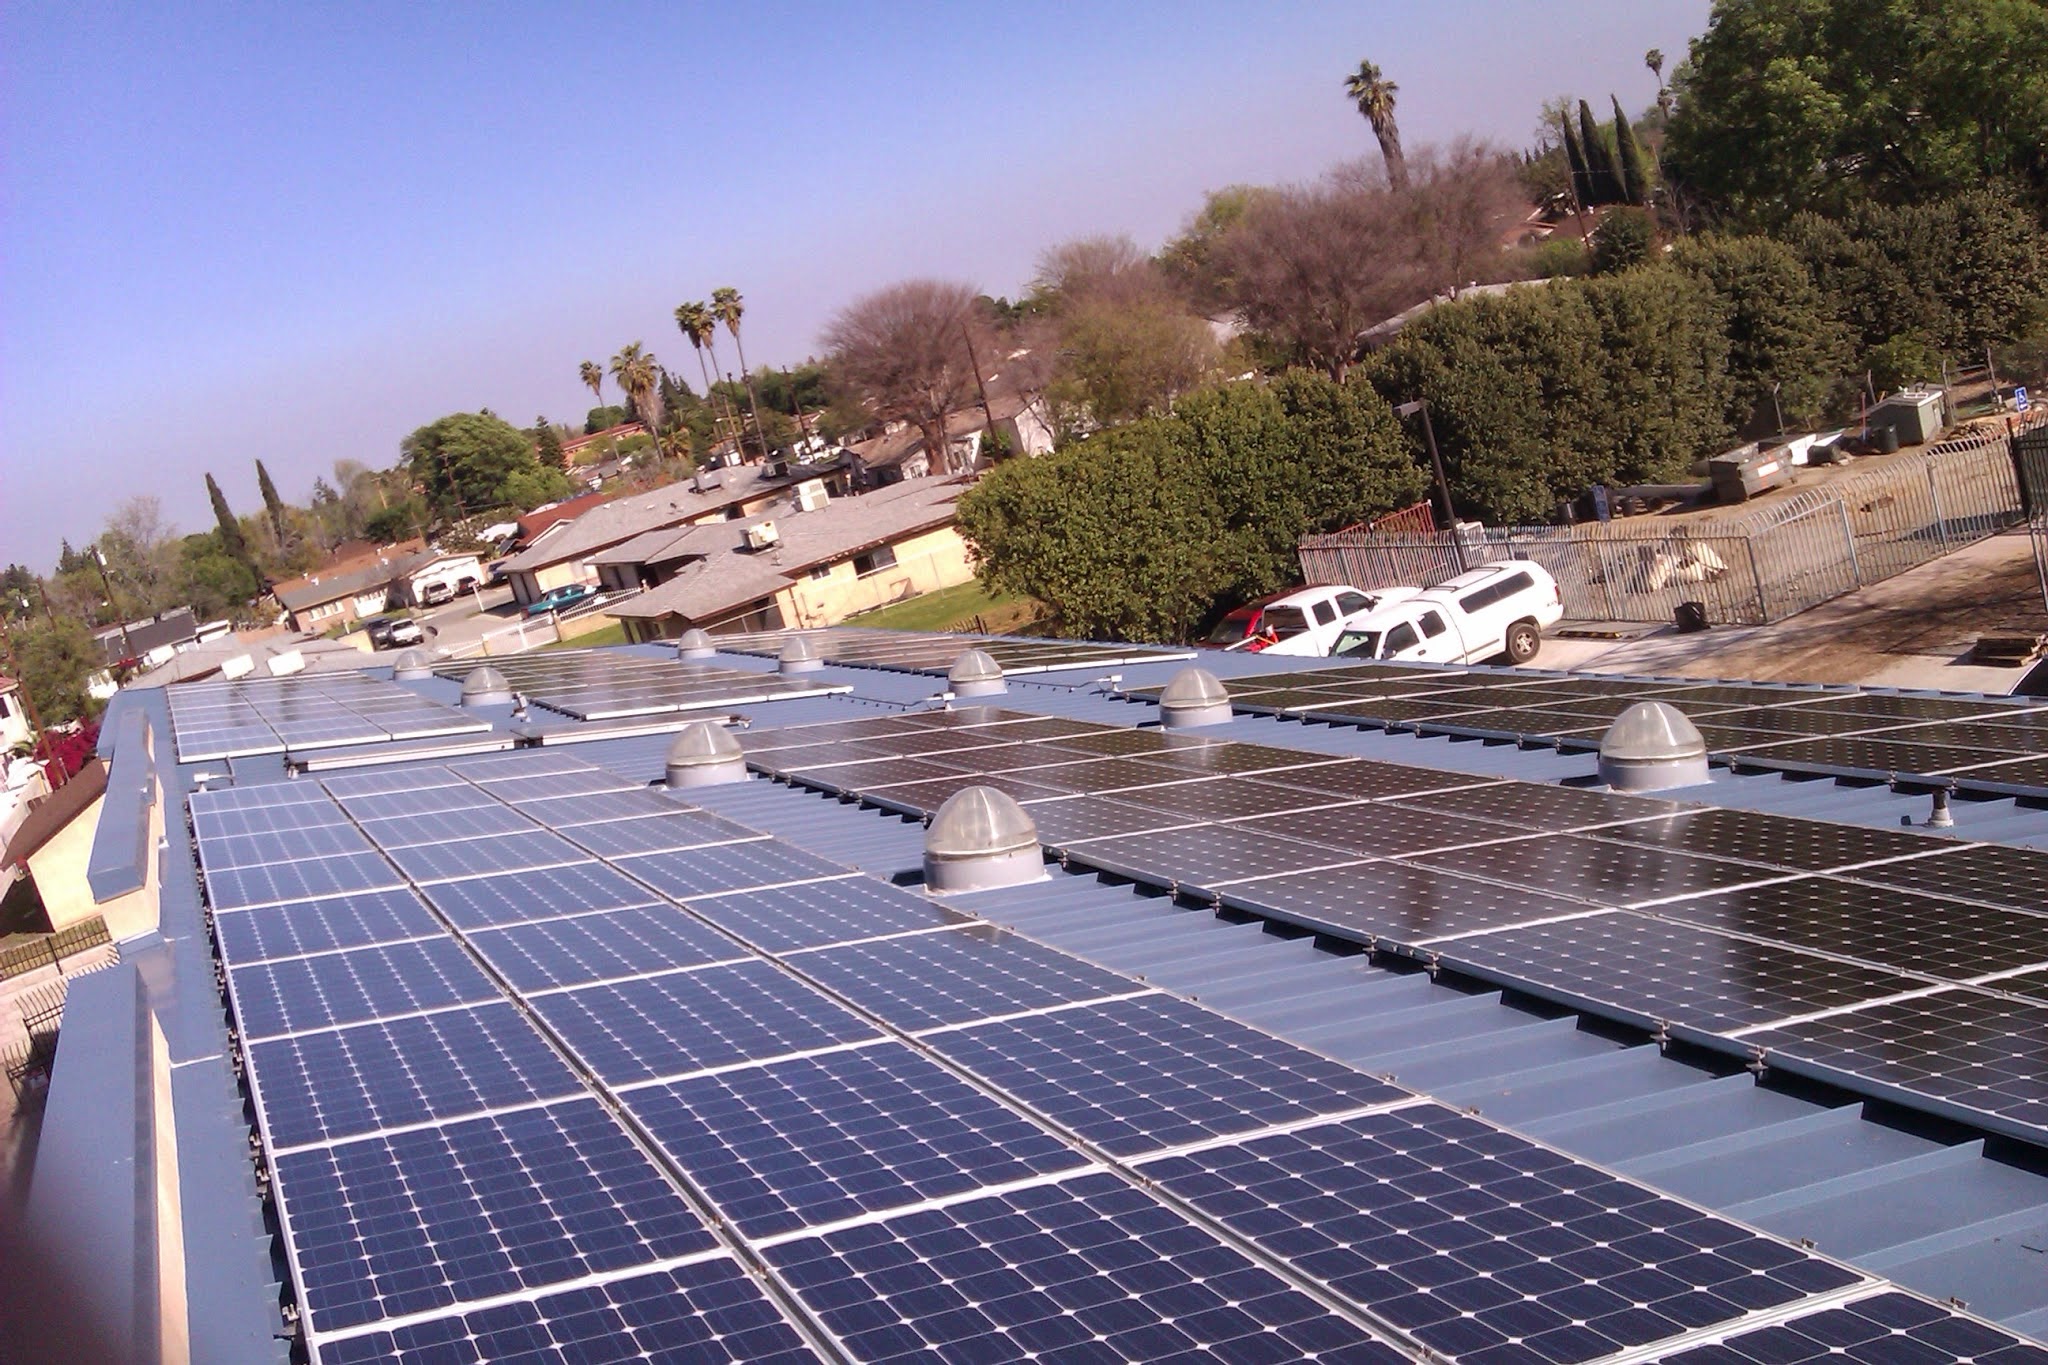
[1394,399,1466,573]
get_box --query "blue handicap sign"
[2017,386,2031,412]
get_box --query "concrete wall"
[28,792,104,932]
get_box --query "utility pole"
[1396,399,1466,573]
[91,547,135,663]
[963,324,1000,456]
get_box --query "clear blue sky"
[1,1,1710,572]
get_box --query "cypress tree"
[535,421,568,471]
[1579,99,1620,205]
[255,459,289,546]
[206,474,253,568]
[1561,115,1592,209]
[1612,95,1652,207]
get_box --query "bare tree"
[1217,146,1525,378]
[1030,233,1220,425]
[821,280,981,474]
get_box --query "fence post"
[1927,463,1951,553]
[1744,536,1770,623]
[1837,501,1863,587]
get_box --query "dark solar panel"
[789,926,1140,1032]
[1593,808,1953,872]
[1063,823,1370,893]
[1390,782,1679,832]
[760,1171,1408,1364]
[248,1002,584,1149]
[857,772,1073,816]
[316,1256,822,1365]
[1113,776,1359,823]
[1653,1289,2048,1365]
[205,851,406,911]
[1730,734,2012,776]
[615,842,849,899]
[1746,989,2048,1135]
[1798,692,2048,723]
[1251,759,1493,802]
[384,831,591,883]
[530,959,883,1085]
[1015,794,1199,849]
[1433,911,1929,1033]
[1140,1105,1860,1363]
[678,877,966,953]
[557,812,765,859]
[1292,697,1489,724]
[1219,860,1604,951]
[627,1043,1091,1237]
[229,937,501,1040]
[1231,802,1524,857]
[1652,877,2048,982]
[465,905,748,991]
[1422,706,1611,736]
[272,1098,714,1334]
[927,994,1406,1156]
[1844,843,2048,912]
[212,889,443,964]
[355,804,541,848]
[1405,835,1784,906]
[418,862,664,929]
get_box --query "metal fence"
[0,917,113,984]
[1299,426,2036,626]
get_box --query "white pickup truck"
[1234,584,1421,656]
[1331,562,1564,665]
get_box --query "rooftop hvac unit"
[794,479,830,513]
[744,520,781,551]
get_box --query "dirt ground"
[1545,530,2048,690]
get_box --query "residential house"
[607,477,975,640]
[559,420,648,467]
[848,388,1057,487]
[389,552,484,607]
[92,608,204,671]
[497,465,832,609]
[1,758,104,930]
[0,676,29,753]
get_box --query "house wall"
[0,690,28,751]
[778,523,975,628]
[398,555,483,606]
[31,792,103,932]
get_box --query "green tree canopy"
[1665,0,2048,224]
[402,412,571,520]
[12,617,100,725]
[1671,234,1851,429]
[174,531,261,621]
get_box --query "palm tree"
[608,343,659,434]
[1343,60,1407,189]
[1645,49,1673,120]
[579,360,605,414]
[711,287,772,459]
[674,301,739,457]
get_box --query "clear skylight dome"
[1598,701,1710,790]
[666,720,743,766]
[459,665,513,706]
[925,786,1040,860]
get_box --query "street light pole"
[1395,399,1466,573]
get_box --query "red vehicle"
[1199,591,1292,649]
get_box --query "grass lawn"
[545,621,627,649]
[849,581,1048,635]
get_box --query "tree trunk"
[1376,124,1408,190]
[730,329,770,459]
[920,414,952,475]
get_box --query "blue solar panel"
[762,1171,1408,1364]
[790,927,1142,1032]
[531,960,883,1086]
[190,782,339,813]
[466,906,748,991]
[355,804,542,848]
[678,877,965,953]
[195,822,374,868]
[559,813,765,859]
[229,938,500,1040]
[418,863,664,929]
[189,799,352,838]
[1137,1104,1861,1364]
[383,832,590,883]
[315,1255,822,1364]
[927,994,1407,1156]
[626,1043,1091,1238]
[248,1002,585,1149]
[272,1098,715,1334]
[320,766,468,798]
[614,842,849,899]
[205,851,405,911]
[212,889,442,964]
[478,770,643,803]
[512,788,699,827]
[1653,1290,2048,1365]
[334,785,500,821]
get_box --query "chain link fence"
[1300,421,2040,627]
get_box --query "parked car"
[1231,585,1421,657]
[364,615,424,649]
[1330,562,1564,665]
[418,581,456,607]
[525,583,598,616]
[485,559,511,587]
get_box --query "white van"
[1236,585,1421,656]
[1331,562,1563,665]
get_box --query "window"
[1334,591,1370,616]
[808,564,833,581]
[0,694,11,721]
[1383,621,1420,654]
[852,545,898,576]
[1332,630,1379,658]
[1459,571,1534,614]
[1258,607,1310,638]
[1418,611,1447,638]
[1311,600,1337,625]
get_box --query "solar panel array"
[427,649,851,719]
[167,673,489,761]
[744,706,2048,1151]
[1135,662,2048,800]
[710,624,1196,676]
[184,745,2007,1364]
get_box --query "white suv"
[1236,585,1421,656]
[1331,562,1563,665]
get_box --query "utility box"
[1710,446,1793,502]
[1872,388,1946,446]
